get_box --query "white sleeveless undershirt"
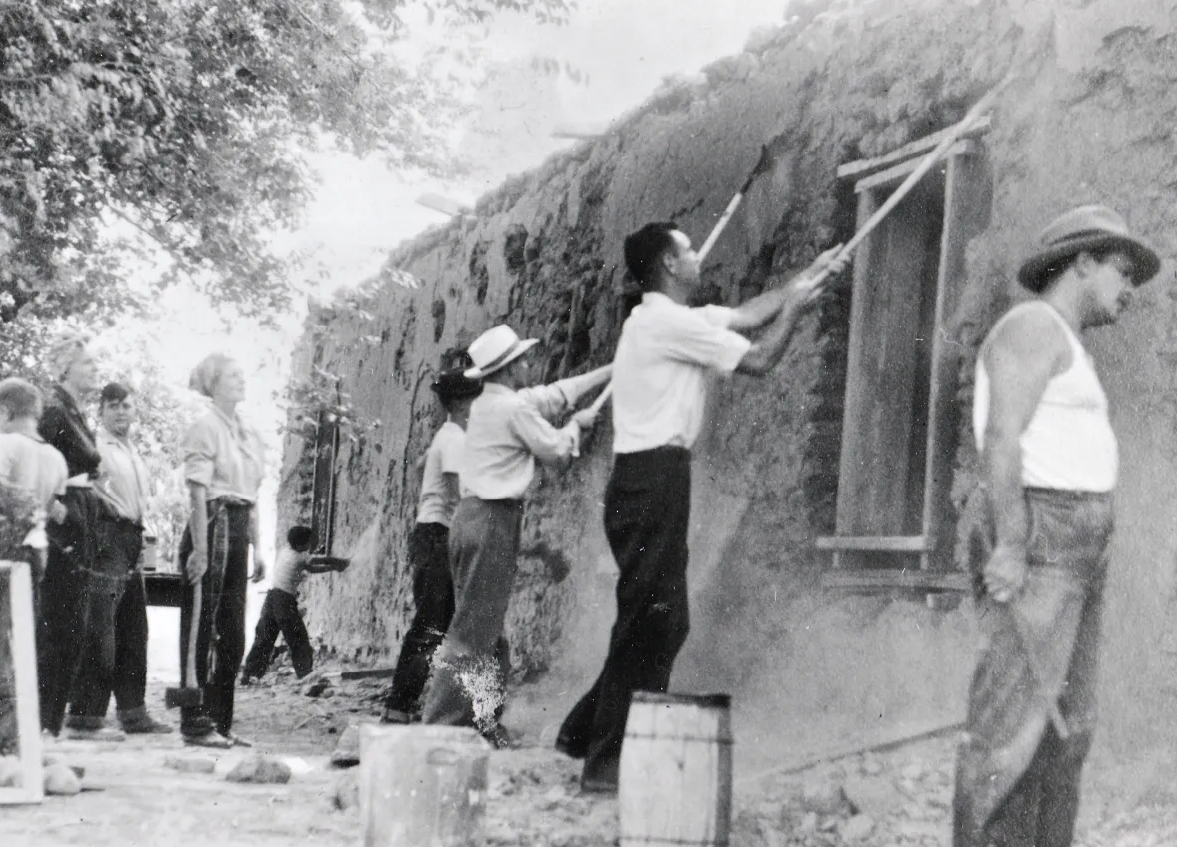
[973,301,1118,493]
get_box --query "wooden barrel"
[359,724,489,847]
[619,692,733,847]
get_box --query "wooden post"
[0,560,43,805]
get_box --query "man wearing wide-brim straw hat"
[419,325,611,745]
[954,205,1162,847]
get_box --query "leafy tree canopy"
[0,0,572,336]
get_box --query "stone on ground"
[224,753,292,784]
[842,774,902,818]
[301,673,332,698]
[841,813,875,841]
[800,778,849,816]
[333,770,359,812]
[164,754,217,774]
[330,724,361,768]
[43,762,81,795]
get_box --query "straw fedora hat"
[463,325,539,379]
[1017,205,1160,292]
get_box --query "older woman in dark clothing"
[177,353,266,749]
[37,332,120,740]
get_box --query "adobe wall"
[279,0,1177,764]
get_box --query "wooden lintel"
[837,114,992,181]
[815,535,929,552]
[821,570,971,592]
[854,141,975,193]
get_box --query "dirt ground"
[3,659,1177,847]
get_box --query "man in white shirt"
[558,221,846,792]
[381,365,482,724]
[420,326,611,744]
[954,206,1160,847]
[66,383,172,737]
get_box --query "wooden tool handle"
[834,85,1004,268]
[588,383,614,415]
[185,580,201,688]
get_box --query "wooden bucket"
[359,724,489,847]
[619,692,733,847]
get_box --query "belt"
[211,496,254,508]
[109,515,145,531]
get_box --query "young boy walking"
[240,525,331,682]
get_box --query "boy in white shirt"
[0,378,68,753]
[380,366,482,724]
[240,525,332,682]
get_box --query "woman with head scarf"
[36,332,122,740]
[175,353,266,748]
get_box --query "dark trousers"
[421,498,519,730]
[559,447,692,785]
[68,519,142,727]
[384,522,454,715]
[178,500,251,737]
[241,588,314,679]
[38,487,108,735]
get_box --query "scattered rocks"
[43,762,81,795]
[841,813,875,842]
[301,673,333,698]
[329,724,361,769]
[332,770,359,812]
[842,774,901,818]
[224,753,292,784]
[164,754,217,774]
[800,779,849,816]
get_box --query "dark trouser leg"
[269,589,314,679]
[421,498,522,730]
[37,488,99,735]
[564,448,692,786]
[952,487,1112,847]
[113,571,149,720]
[983,725,1093,847]
[179,502,251,736]
[386,523,454,715]
[241,591,282,679]
[69,520,139,727]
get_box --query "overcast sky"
[288,0,788,294]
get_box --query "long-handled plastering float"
[586,78,1006,419]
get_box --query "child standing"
[240,525,326,682]
[380,365,482,724]
[0,378,68,752]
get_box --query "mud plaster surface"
[281,0,1177,779]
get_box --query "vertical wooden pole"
[1,560,43,804]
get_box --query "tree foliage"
[0,0,572,331]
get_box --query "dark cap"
[431,368,482,401]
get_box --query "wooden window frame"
[818,123,989,592]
